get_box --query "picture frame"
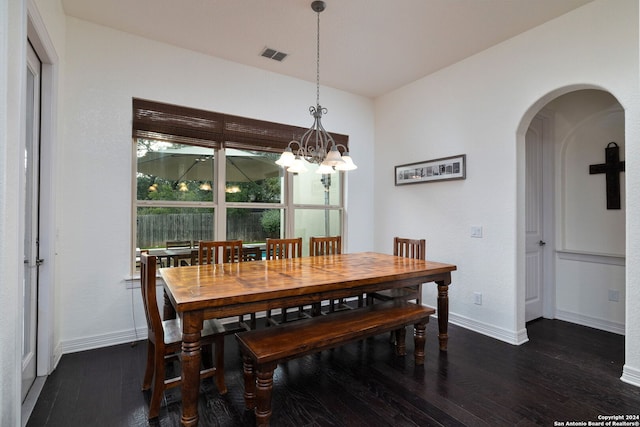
[395,154,466,186]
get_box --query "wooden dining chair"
[367,237,426,305]
[264,237,305,325]
[198,239,242,264]
[198,240,255,330]
[265,237,303,260]
[310,235,342,257]
[140,253,226,419]
[309,236,355,314]
[135,248,148,271]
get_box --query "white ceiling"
[61,0,593,99]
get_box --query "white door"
[22,43,42,402]
[525,116,545,322]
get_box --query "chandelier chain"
[316,7,321,107]
[274,1,357,173]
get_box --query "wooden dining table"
[160,251,456,427]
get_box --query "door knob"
[539,240,546,246]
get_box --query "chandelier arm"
[334,143,348,152]
[286,140,302,150]
[299,127,320,161]
[313,117,337,148]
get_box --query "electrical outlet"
[471,226,483,238]
[608,290,620,302]
[474,292,482,305]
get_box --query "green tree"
[260,209,281,237]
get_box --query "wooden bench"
[235,300,436,426]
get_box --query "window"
[132,99,348,272]
[136,141,216,250]
[293,162,343,256]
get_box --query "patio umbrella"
[137,147,281,183]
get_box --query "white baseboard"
[60,304,532,356]
[57,312,275,355]
[555,309,625,335]
[446,311,529,345]
[60,302,626,356]
[60,328,146,355]
[621,365,640,387]
[54,306,628,368]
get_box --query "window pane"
[293,163,341,205]
[294,209,342,256]
[137,140,214,202]
[227,208,284,244]
[136,207,214,250]
[225,148,283,203]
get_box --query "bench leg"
[394,326,407,356]
[241,355,256,409]
[255,363,276,427]
[414,320,428,365]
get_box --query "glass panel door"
[22,43,41,402]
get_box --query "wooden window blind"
[132,98,348,152]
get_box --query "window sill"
[125,274,165,289]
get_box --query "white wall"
[550,91,625,254]
[546,90,625,333]
[374,0,640,384]
[56,17,374,352]
[0,0,26,424]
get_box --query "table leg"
[436,278,451,351]
[180,311,204,427]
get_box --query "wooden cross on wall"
[589,142,625,210]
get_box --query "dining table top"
[159,251,457,313]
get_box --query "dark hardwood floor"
[27,318,640,426]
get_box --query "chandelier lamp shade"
[275,1,357,174]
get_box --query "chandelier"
[275,1,357,174]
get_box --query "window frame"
[131,99,348,274]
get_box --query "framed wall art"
[395,154,466,186]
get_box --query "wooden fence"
[137,212,272,248]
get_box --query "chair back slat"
[198,240,243,264]
[140,254,162,340]
[309,236,342,256]
[266,238,302,260]
[393,237,426,260]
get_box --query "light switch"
[471,226,483,238]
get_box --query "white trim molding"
[556,309,625,335]
[556,250,625,266]
[621,365,640,388]
[446,311,529,345]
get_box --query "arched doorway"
[519,88,626,337]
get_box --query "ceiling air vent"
[261,47,288,62]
